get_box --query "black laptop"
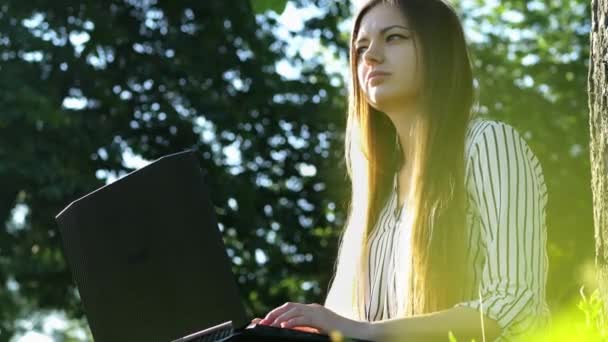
[55,150,358,342]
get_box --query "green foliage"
[524,287,608,341]
[0,0,350,340]
[251,0,289,14]
[574,287,608,339]
[0,0,596,340]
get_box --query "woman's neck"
[385,105,423,169]
[383,103,423,208]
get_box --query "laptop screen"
[56,150,249,342]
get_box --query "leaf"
[250,0,288,14]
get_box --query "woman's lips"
[367,71,391,84]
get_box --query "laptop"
[55,150,347,342]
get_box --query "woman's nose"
[362,44,383,65]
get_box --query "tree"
[589,0,608,320]
[0,1,350,339]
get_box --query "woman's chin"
[366,89,417,113]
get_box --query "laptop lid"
[55,150,249,342]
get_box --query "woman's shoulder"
[464,116,528,159]
[466,116,510,142]
[464,116,547,192]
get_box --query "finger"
[281,316,314,330]
[271,307,301,327]
[262,302,293,324]
[292,326,321,334]
[246,318,262,329]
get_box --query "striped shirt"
[365,118,550,341]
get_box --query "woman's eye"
[356,46,367,54]
[387,34,406,41]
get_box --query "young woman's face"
[354,4,422,112]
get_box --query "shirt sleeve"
[454,120,550,341]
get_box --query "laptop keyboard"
[175,322,374,341]
[188,326,233,342]
[173,321,234,342]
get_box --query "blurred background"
[0,0,593,340]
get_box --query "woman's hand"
[248,316,320,334]
[253,302,369,338]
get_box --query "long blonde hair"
[325,0,476,319]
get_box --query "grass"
[448,285,608,342]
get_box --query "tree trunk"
[589,0,608,318]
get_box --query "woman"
[252,0,550,341]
